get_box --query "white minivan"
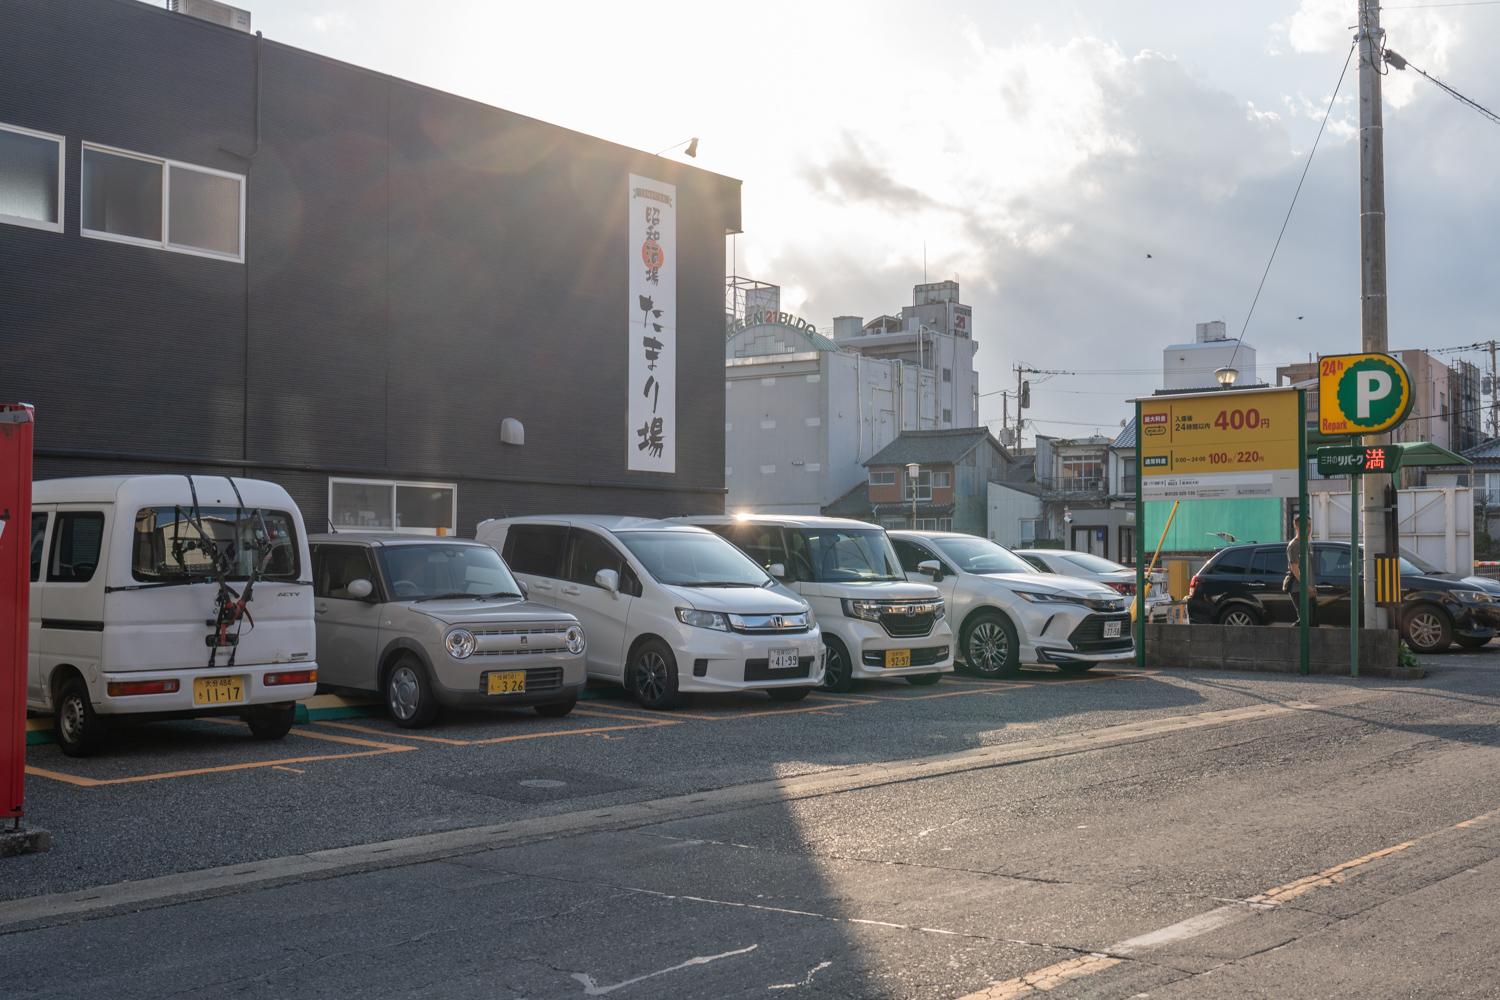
[675,515,955,691]
[475,516,823,709]
[28,476,318,756]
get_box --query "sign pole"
[1299,390,1310,675]
[1135,399,1145,669]
[1350,474,1360,677]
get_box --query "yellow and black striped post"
[1374,555,1402,606]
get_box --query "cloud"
[801,135,946,213]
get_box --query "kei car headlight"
[804,606,817,628]
[1454,590,1492,604]
[841,599,885,622]
[445,628,477,659]
[676,608,731,631]
[933,601,946,621]
[565,625,586,654]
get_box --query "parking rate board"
[1139,388,1300,501]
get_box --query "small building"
[987,480,1044,548]
[1163,321,1256,391]
[826,428,1011,535]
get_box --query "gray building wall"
[0,0,741,533]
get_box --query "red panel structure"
[0,404,34,821]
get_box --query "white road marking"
[769,960,832,990]
[1110,902,1265,956]
[571,944,758,996]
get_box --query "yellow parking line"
[466,721,676,746]
[26,745,413,787]
[958,955,1123,1000]
[313,721,475,746]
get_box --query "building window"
[911,517,952,531]
[942,368,952,383]
[1059,454,1105,492]
[905,469,932,501]
[82,143,244,260]
[1019,519,1037,543]
[329,478,457,535]
[869,469,896,487]
[880,517,907,530]
[942,408,953,423]
[932,469,952,488]
[0,122,63,232]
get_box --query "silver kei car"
[889,531,1133,676]
[308,534,586,727]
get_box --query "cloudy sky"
[226,0,1498,441]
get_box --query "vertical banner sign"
[1,404,34,822]
[628,175,676,473]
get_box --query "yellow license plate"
[193,676,245,705]
[884,649,912,669]
[487,671,527,695]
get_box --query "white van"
[674,515,955,691]
[28,476,318,756]
[475,516,823,709]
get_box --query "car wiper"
[694,581,762,587]
[478,591,524,599]
[413,592,475,603]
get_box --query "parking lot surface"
[7,654,1500,998]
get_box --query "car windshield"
[376,543,521,601]
[617,530,770,587]
[1058,551,1128,575]
[933,536,1037,576]
[787,527,904,583]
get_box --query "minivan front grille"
[879,609,937,638]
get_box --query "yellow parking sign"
[1318,353,1412,436]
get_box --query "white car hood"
[978,572,1118,600]
[796,580,942,601]
[664,582,810,614]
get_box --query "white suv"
[889,530,1132,675]
[475,516,823,709]
[675,515,954,691]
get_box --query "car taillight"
[265,670,317,687]
[107,679,180,696]
[1188,574,1200,598]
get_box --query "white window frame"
[0,121,64,234]
[328,477,458,535]
[869,469,896,487]
[905,469,932,502]
[80,141,245,262]
[932,469,952,489]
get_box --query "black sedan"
[1185,541,1497,653]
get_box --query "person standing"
[1285,520,1309,626]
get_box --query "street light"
[1215,365,1239,388]
[654,137,699,158]
[906,463,920,529]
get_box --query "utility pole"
[1358,0,1391,629]
[1489,339,1498,438]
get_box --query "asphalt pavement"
[6,653,1500,999]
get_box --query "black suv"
[1185,541,1500,653]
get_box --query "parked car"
[475,517,823,708]
[673,515,955,691]
[28,475,318,756]
[888,531,1133,675]
[308,534,585,726]
[1012,547,1169,616]
[1184,540,1499,653]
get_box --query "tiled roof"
[865,428,1000,468]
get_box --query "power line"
[1386,48,1500,125]
[1381,1,1500,9]
[1224,42,1358,378]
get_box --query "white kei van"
[28,476,318,756]
[674,515,955,690]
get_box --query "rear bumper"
[89,664,318,716]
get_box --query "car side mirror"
[917,560,943,582]
[517,579,529,598]
[595,568,620,594]
[347,578,374,600]
[767,562,787,579]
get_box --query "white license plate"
[769,648,799,670]
[1103,620,1123,639]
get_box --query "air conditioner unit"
[167,0,252,33]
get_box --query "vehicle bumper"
[1034,645,1135,665]
[89,664,319,716]
[666,625,827,693]
[1450,605,1497,639]
[431,654,587,707]
[837,619,955,679]
[1015,605,1133,665]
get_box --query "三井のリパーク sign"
[1317,352,1412,437]
[628,175,676,474]
[1139,388,1300,500]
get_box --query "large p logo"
[1356,369,1392,418]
